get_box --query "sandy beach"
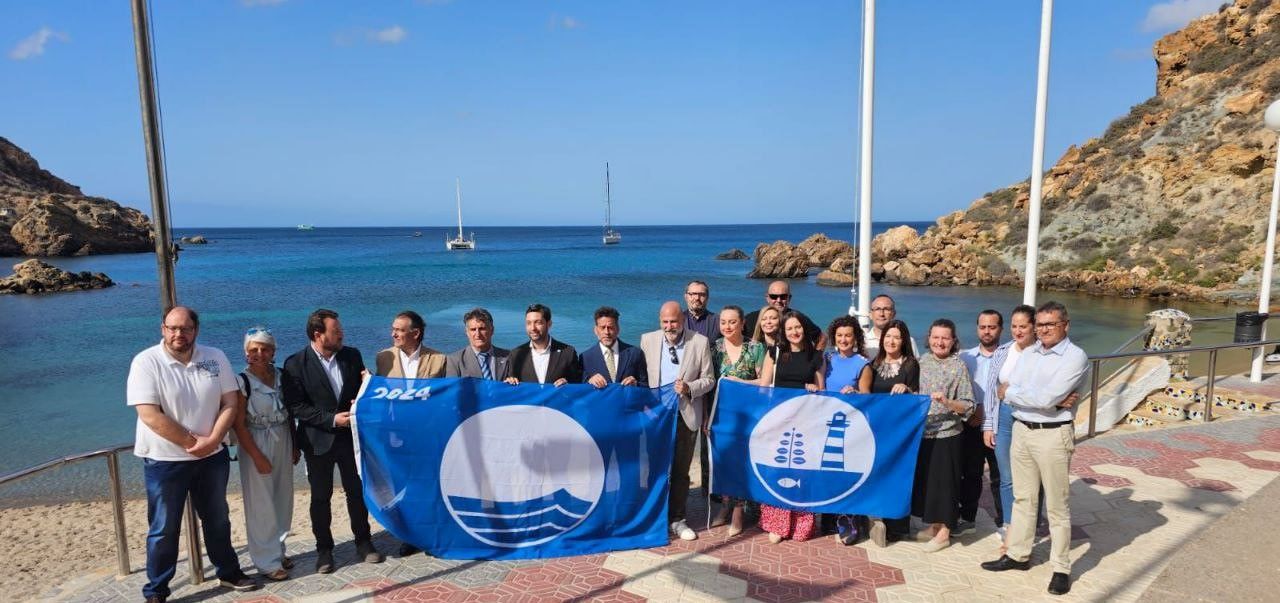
[0,489,367,602]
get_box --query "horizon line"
[171,219,938,229]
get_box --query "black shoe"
[357,542,385,564]
[315,548,335,574]
[980,555,1031,572]
[218,573,259,591]
[144,596,166,603]
[398,542,420,557]
[1048,572,1071,595]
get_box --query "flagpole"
[852,0,876,328]
[1022,0,1054,306]
[1253,101,1280,382]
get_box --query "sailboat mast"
[605,162,612,232]
[455,177,464,238]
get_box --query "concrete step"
[1183,402,1241,422]
[1165,383,1275,413]
[1143,394,1197,420]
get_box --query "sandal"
[264,568,289,581]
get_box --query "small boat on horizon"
[296,224,314,231]
[602,163,621,245]
[446,178,476,250]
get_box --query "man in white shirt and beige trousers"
[981,301,1088,597]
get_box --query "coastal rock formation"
[816,269,854,288]
[0,259,113,294]
[806,1,1280,302]
[797,233,853,267]
[181,235,208,245]
[748,240,811,279]
[716,248,749,260]
[0,137,152,257]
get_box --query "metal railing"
[1084,337,1280,438]
[0,443,205,583]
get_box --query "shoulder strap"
[238,372,251,398]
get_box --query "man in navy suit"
[281,309,383,573]
[505,304,582,386]
[580,306,648,388]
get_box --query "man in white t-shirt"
[127,306,255,602]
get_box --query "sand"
[0,489,364,602]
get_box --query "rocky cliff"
[0,137,153,257]
[795,0,1280,303]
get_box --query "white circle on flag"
[440,405,605,548]
[748,393,875,507]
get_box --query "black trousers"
[959,422,1002,525]
[304,431,372,551]
[669,419,698,523]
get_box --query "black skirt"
[911,434,962,527]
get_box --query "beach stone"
[871,225,919,261]
[796,233,853,267]
[0,259,113,295]
[715,248,749,260]
[815,269,854,288]
[748,241,811,279]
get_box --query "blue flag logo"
[353,377,677,560]
[712,380,929,517]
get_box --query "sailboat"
[445,178,476,250]
[602,163,621,245]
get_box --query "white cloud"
[548,14,584,31]
[241,0,288,6]
[1141,0,1224,33]
[334,25,408,47]
[371,25,407,44]
[8,26,69,61]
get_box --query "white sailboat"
[445,178,476,250]
[602,163,621,245]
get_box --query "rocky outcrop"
[815,269,853,288]
[748,241,811,279]
[0,259,113,294]
[715,248,749,260]
[796,233,853,267]
[0,137,152,257]
[180,235,208,245]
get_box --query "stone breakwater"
[749,220,1250,303]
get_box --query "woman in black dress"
[866,319,919,546]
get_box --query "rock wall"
[0,137,153,257]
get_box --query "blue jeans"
[142,449,243,599]
[994,403,1015,525]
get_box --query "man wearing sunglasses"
[742,280,824,348]
[641,301,715,541]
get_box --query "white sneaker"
[670,520,697,541]
[1266,353,1280,363]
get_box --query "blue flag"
[709,379,929,518]
[353,376,677,560]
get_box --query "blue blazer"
[580,340,648,387]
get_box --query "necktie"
[477,352,492,380]
[604,347,617,382]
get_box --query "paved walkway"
[45,415,1280,602]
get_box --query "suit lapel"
[305,348,339,409]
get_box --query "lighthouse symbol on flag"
[821,412,849,471]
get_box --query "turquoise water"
[0,222,1242,504]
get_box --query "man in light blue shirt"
[958,309,1005,533]
[981,301,1088,597]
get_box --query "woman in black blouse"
[866,319,919,546]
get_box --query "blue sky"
[2,0,1225,227]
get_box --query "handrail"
[1085,337,1280,439]
[1108,325,1153,356]
[0,443,207,583]
[1189,313,1277,323]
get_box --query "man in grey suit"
[444,307,510,380]
[641,301,715,541]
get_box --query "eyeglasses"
[1035,321,1065,330]
[768,293,791,300]
[871,306,893,313]
[164,325,195,334]
[668,346,680,365]
[246,326,272,336]
[685,291,708,297]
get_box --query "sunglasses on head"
[246,326,272,336]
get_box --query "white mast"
[851,0,876,327]
[1022,0,1054,305]
[455,177,465,239]
[605,162,612,233]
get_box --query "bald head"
[660,301,683,343]
[766,280,792,311]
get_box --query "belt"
[1017,419,1071,430]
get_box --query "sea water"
[0,222,1247,504]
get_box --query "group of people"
[126,279,1088,601]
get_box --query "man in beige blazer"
[641,301,715,541]
[374,310,446,557]
[375,310,447,380]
